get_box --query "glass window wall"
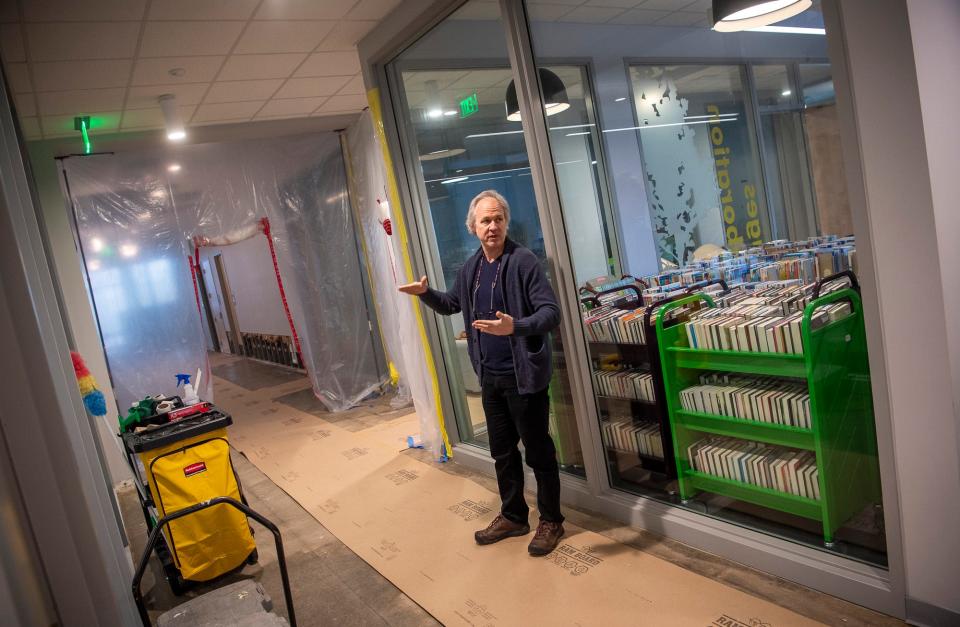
[523,0,885,565]
[388,0,595,476]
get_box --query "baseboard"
[906,597,960,627]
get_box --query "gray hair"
[465,189,511,235]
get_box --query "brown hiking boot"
[528,520,564,556]
[474,514,530,545]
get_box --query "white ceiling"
[453,0,713,27]
[0,0,402,141]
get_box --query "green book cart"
[654,287,882,545]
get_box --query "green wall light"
[73,116,92,154]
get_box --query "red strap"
[260,217,303,365]
[187,254,202,316]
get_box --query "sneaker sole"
[474,526,530,545]
[527,529,565,556]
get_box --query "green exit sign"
[459,92,478,118]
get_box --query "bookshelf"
[655,287,882,544]
[584,287,698,479]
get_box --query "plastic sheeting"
[64,133,383,413]
[344,111,447,459]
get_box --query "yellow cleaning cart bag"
[140,429,256,582]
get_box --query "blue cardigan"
[419,239,561,394]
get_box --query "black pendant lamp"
[505,68,569,122]
[712,0,812,32]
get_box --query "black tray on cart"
[121,408,232,454]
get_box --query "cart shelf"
[685,470,822,521]
[666,346,806,378]
[675,410,815,450]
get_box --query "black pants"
[481,372,563,524]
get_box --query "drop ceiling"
[0,0,402,141]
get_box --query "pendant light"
[505,68,569,122]
[712,0,812,32]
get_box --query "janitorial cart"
[120,397,257,595]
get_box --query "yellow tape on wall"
[367,88,453,459]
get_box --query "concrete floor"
[121,354,904,627]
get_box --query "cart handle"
[132,497,296,627]
[686,278,729,293]
[813,270,859,299]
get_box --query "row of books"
[583,306,648,344]
[601,419,664,459]
[680,373,812,429]
[684,300,851,355]
[592,368,656,402]
[687,436,820,500]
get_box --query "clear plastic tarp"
[345,111,447,458]
[63,133,383,413]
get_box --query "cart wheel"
[164,567,189,596]
[246,548,259,565]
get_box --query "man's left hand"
[473,311,514,336]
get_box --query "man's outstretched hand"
[398,275,428,295]
[473,311,514,336]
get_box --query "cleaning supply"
[178,369,202,405]
[70,351,107,417]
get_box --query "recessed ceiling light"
[615,97,627,102]
[90,237,104,252]
[443,110,457,116]
[87,259,101,271]
[440,176,469,185]
[120,244,138,258]
[426,108,443,118]
[167,163,181,172]
[781,89,792,96]
[168,67,186,78]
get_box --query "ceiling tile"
[26,22,140,62]
[120,104,195,129]
[24,0,146,22]
[5,63,33,93]
[205,79,283,103]
[255,0,358,21]
[318,93,366,112]
[193,100,263,122]
[337,74,365,95]
[42,111,122,138]
[18,116,42,140]
[32,60,132,91]
[217,53,306,81]
[0,0,19,22]
[449,1,501,20]
[149,0,259,21]
[274,75,351,99]
[294,51,360,78]
[558,6,626,23]
[315,20,377,51]
[37,87,125,116]
[655,10,707,26]
[234,21,335,54]
[345,0,401,21]
[131,56,225,85]
[607,8,671,23]
[257,97,326,118]
[126,83,209,108]
[583,0,646,7]
[140,21,244,57]
[14,93,36,116]
[681,0,712,9]
[526,4,576,21]
[1,24,25,62]
[640,0,698,9]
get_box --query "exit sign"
[459,92,478,118]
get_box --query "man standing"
[398,190,565,556]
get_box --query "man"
[398,190,565,556]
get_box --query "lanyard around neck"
[473,257,502,314]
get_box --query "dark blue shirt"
[473,256,514,375]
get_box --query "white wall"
[907,0,960,501]
[829,0,960,619]
[201,235,291,338]
[27,143,131,485]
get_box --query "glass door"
[386,0,586,476]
